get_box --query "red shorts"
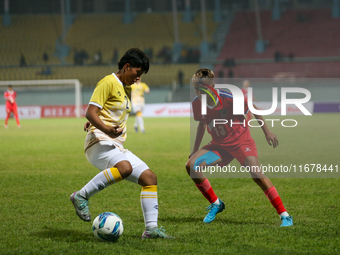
[6,102,18,113]
[202,129,258,166]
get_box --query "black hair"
[192,68,215,86]
[118,48,149,74]
[194,68,214,79]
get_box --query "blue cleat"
[280,215,293,227]
[134,125,138,133]
[203,199,225,223]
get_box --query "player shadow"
[160,216,267,225]
[31,227,96,243]
[219,219,268,225]
[159,216,203,223]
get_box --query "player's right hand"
[107,125,124,138]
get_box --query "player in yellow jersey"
[131,77,150,133]
[70,48,173,239]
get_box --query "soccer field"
[0,115,339,255]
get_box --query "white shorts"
[132,103,144,113]
[85,142,149,184]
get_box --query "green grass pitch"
[0,114,339,255]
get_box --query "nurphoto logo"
[200,84,312,128]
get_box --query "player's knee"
[147,171,157,185]
[121,167,133,179]
[138,169,157,186]
[116,161,133,179]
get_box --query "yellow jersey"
[131,82,149,105]
[84,73,131,151]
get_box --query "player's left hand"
[265,130,279,148]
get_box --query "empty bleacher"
[219,8,340,60]
[215,61,340,78]
[0,63,199,87]
[215,8,340,78]
[0,15,62,66]
[65,12,217,65]
[0,12,215,86]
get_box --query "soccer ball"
[92,212,123,242]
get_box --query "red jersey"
[241,87,248,98]
[192,89,249,145]
[4,90,18,109]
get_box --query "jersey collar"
[112,73,123,86]
[206,89,221,110]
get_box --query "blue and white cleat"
[203,199,225,223]
[134,125,138,133]
[70,191,91,222]
[280,215,293,227]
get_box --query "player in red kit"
[4,85,21,128]
[186,68,293,227]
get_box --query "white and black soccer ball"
[92,212,123,242]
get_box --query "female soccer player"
[70,48,173,239]
[186,68,293,227]
[4,85,21,128]
[131,77,150,133]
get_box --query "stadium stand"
[219,9,340,60]
[0,15,62,66]
[0,64,199,87]
[214,61,340,79]
[0,12,215,87]
[215,8,340,78]
[65,12,217,65]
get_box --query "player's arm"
[189,121,206,158]
[85,104,123,138]
[4,94,14,103]
[144,83,150,94]
[251,104,279,148]
[4,92,10,101]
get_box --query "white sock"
[134,117,138,128]
[213,198,220,205]
[140,185,158,230]
[136,116,144,131]
[139,117,145,131]
[80,168,122,199]
[280,211,289,217]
